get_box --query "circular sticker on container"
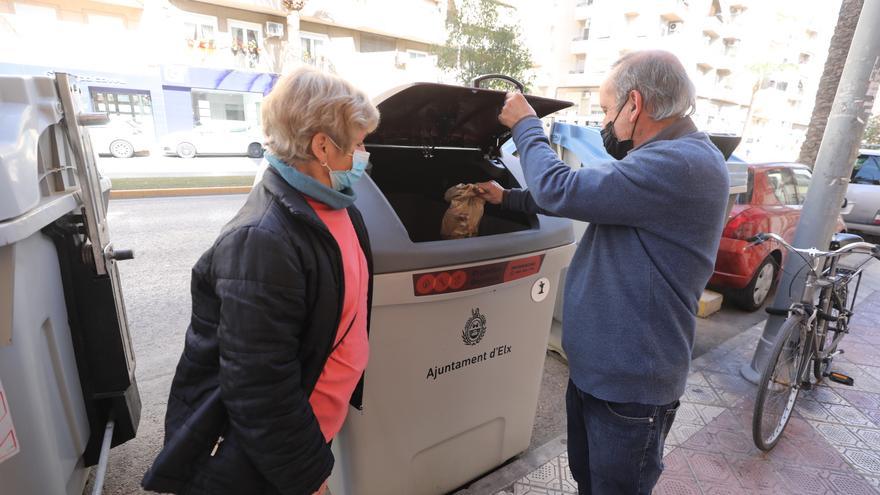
[531,277,551,302]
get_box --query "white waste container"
[328,77,576,495]
[0,74,139,494]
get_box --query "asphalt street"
[94,193,861,494]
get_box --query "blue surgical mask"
[323,137,370,191]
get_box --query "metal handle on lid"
[471,74,525,93]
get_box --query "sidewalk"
[496,289,880,495]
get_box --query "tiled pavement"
[500,290,880,495]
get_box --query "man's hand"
[312,480,328,495]
[499,92,537,129]
[476,181,505,205]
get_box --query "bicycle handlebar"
[748,232,880,260]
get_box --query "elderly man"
[479,51,729,494]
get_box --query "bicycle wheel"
[753,316,811,451]
[814,283,848,380]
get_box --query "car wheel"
[247,142,264,158]
[177,142,197,159]
[109,139,135,159]
[732,255,778,311]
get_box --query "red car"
[709,162,847,311]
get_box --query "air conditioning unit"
[265,21,284,38]
[667,21,682,34]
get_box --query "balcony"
[90,0,145,7]
[657,0,689,22]
[620,0,640,16]
[574,3,592,21]
[702,15,723,38]
[571,38,590,54]
[561,71,603,89]
[190,0,288,16]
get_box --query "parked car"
[842,149,880,236]
[709,162,847,311]
[89,119,151,158]
[161,120,264,158]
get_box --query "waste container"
[326,77,575,495]
[0,74,140,494]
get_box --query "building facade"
[512,0,841,162]
[0,0,448,142]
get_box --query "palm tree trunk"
[797,0,865,168]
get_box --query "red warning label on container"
[0,378,19,465]
[413,254,546,296]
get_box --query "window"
[776,81,788,92]
[852,155,880,184]
[582,19,591,40]
[91,89,152,120]
[360,34,396,53]
[191,90,250,124]
[408,50,428,60]
[799,52,811,65]
[792,168,812,205]
[574,55,586,73]
[301,32,328,68]
[13,3,57,21]
[723,39,737,56]
[87,13,126,31]
[735,170,754,204]
[183,15,217,53]
[765,169,798,205]
[229,20,263,70]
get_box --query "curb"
[110,186,252,199]
[452,434,568,495]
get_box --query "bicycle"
[750,231,880,451]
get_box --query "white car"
[843,149,880,235]
[161,121,265,159]
[89,119,152,158]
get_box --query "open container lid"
[707,134,741,160]
[368,75,573,155]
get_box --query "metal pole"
[91,416,115,495]
[742,0,880,383]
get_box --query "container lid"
[368,82,573,154]
[707,134,741,160]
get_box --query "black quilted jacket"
[142,166,373,495]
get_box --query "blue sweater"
[508,116,729,405]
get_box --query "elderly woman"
[142,68,380,495]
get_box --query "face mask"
[600,101,639,160]
[323,137,370,191]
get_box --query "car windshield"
[852,155,880,184]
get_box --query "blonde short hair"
[262,67,380,164]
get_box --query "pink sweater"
[306,198,370,442]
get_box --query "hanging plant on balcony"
[231,39,244,55]
[282,0,306,11]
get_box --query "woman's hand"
[476,181,505,205]
[313,480,328,495]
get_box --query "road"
[94,194,879,494]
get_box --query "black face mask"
[601,102,639,160]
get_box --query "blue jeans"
[566,379,679,495]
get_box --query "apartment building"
[0,0,448,140]
[513,0,840,161]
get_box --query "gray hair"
[610,50,695,120]
[262,67,379,165]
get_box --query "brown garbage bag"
[441,183,486,240]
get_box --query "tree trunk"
[797,0,865,168]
